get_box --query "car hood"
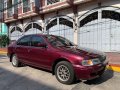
[57,46,106,62]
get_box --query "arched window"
[46,19,57,30]
[46,16,74,42]
[10,27,16,33]
[59,18,73,28]
[16,27,22,32]
[80,11,98,27]
[24,22,42,35]
[102,10,120,21]
[10,26,23,41]
[25,23,32,32]
[33,23,42,30]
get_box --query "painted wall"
[0,23,8,35]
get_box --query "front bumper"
[74,61,108,80]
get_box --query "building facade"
[1,0,120,52]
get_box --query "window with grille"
[46,0,61,5]
[23,0,31,13]
[33,23,42,30]
[46,19,57,30]
[25,23,32,32]
[102,10,120,21]
[80,11,98,27]
[7,0,13,17]
[13,0,18,14]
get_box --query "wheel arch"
[52,58,72,75]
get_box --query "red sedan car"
[7,34,108,84]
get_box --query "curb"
[107,64,120,72]
[0,51,7,55]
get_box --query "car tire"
[11,54,21,67]
[55,61,76,84]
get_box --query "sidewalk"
[0,48,120,72]
[106,52,120,72]
[0,48,7,55]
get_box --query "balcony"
[4,0,93,23]
[40,0,68,13]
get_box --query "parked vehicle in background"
[7,34,108,84]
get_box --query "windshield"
[45,35,75,47]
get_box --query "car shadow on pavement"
[0,67,58,90]
[84,69,114,85]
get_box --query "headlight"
[82,58,101,66]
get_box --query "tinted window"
[45,35,74,47]
[31,36,44,47]
[17,36,31,46]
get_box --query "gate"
[46,16,74,42]
[10,26,23,41]
[78,6,120,52]
[24,22,42,35]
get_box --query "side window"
[17,36,31,46]
[31,36,44,47]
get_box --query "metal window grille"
[47,0,60,5]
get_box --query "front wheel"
[11,54,21,67]
[55,61,76,84]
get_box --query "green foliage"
[0,35,10,47]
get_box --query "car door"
[15,35,31,63]
[28,35,51,68]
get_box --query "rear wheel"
[11,54,21,67]
[55,61,76,84]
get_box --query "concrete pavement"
[0,55,76,90]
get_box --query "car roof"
[23,34,57,37]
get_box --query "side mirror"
[37,43,47,48]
